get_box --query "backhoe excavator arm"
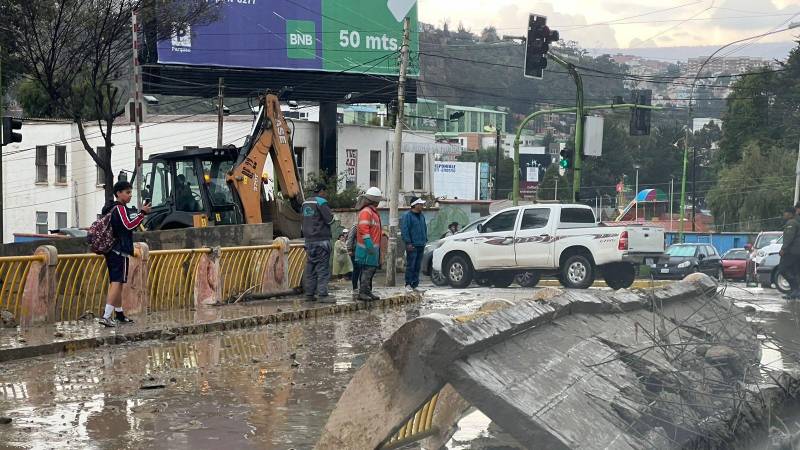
[228,93,305,224]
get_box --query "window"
[559,208,595,226]
[55,146,67,184]
[666,245,697,257]
[470,113,478,131]
[414,154,425,190]
[521,208,551,230]
[56,212,68,229]
[35,211,48,235]
[35,146,47,183]
[174,160,205,212]
[704,245,717,257]
[369,150,381,187]
[144,161,171,209]
[294,147,305,183]
[723,250,749,260]
[202,160,235,205]
[481,210,518,233]
[96,147,108,186]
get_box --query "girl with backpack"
[96,181,150,327]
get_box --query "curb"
[538,279,671,289]
[0,294,421,363]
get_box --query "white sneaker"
[405,285,414,293]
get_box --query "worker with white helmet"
[355,187,384,301]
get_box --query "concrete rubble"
[316,274,800,449]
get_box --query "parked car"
[721,248,749,280]
[422,217,485,286]
[756,252,792,294]
[651,243,723,280]
[748,231,782,281]
[432,204,666,290]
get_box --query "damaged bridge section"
[316,274,800,449]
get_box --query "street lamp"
[634,164,640,222]
[679,22,800,240]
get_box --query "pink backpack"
[87,212,115,254]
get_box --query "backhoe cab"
[137,93,305,237]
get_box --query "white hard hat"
[364,187,383,202]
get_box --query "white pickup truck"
[432,203,666,290]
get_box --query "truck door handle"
[502,237,514,245]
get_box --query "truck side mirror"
[476,223,483,233]
[744,244,753,251]
[698,253,706,260]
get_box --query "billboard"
[158,0,419,76]
[434,162,477,200]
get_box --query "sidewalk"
[0,279,417,363]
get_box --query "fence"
[0,238,306,325]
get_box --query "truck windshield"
[203,160,235,205]
[666,246,697,257]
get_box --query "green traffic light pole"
[513,105,661,205]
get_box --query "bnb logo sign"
[286,20,316,60]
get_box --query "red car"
[722,248,749,280]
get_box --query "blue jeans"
[405,246,425,288]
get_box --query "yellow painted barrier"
[288,244,306,289]
[55,254,108,322]
[148,249,208,311]
[381,392,440,449]
[219,244,280,300]
[0,255,45,318]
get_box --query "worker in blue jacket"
[401,197,428,292]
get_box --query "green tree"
[706,143,793,231]
[538,164,571,201]
[4,0,220,202]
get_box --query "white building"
[2,116,442,242]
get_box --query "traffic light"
[524,14,560,79]
[559,148,572,169]
[629,90,652,136]
[1,117,22,145]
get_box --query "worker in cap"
[400,196,428,292]
[301,182,335,302]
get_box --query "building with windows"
[2,116,444,242]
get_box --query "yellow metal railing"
[148,249,208,311]
[219,244,280,300]
[288,244,306,289]
[0,255,45,318]
[381,392,441,449]
[55,254,108,322]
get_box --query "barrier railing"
[0,255,46,318]
[288,244,306,289]
[219,244,280,300]
[148,249,208,311]
[381,392,441,449]
[55,254,108,322]
[4,241,308,325]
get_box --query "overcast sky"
[419,0,800,49]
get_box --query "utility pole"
[494,126,501,200]
[217,77,225,148]
[794,140,800,206]
[554,177,558,201]
[691,146,697,232]
[0,44,4,243]
[386,16,410,287]
[131,9,144,207]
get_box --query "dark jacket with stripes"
[101,201,145,256]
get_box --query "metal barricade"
[381,392,441,449]
[288,244,306,289]
[218,244,280,300]
[0,255,45,318]
[148,249,208,312]
[55,254,108,322]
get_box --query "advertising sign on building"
[434,162,477,200]
[345,149,357,181]
[157,0,419,76]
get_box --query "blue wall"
[665,232,757,256]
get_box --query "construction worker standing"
[302,183,335,302]
[356,187,384,301]
[780,207,800,300]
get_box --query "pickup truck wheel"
[431,270,448,286]
[602,263,635,290]
[516,271,541,288]
[561,254,595,289]
[489,272,515,288]
[446,255,474,289]
[774,269,792,294]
